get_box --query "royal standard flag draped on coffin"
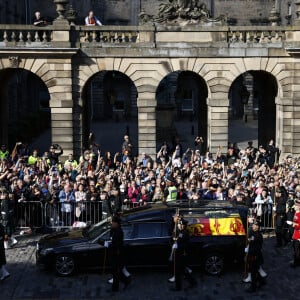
[186,213,246,236]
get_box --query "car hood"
[39,229,89,247]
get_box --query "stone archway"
[228,70,278,148]
[155,70,208,151]
[0,68,51,150]
[81,70,138,155]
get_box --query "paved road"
[2,232,299,300]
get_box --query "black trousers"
[174,253,195,290]
[111,253,128,291]
[248,255,260,291]
[275,214,287,246]
[293,240,300,266]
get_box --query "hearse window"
[134,222,169,239]
[123,225,134,239]
[99,225,133,241]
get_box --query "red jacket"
[292,212,300,240]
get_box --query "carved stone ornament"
[9,56,21,68]
[139,0,227,26]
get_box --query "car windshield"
[86,217,112,239]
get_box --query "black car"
[36,201,248,276]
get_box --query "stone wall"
[0,0,296,26]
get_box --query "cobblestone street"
[2,232,299,300]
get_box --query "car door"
[87,224,134,269]
[86,229,110,268]
[126,222,171,266]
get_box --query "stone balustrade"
[78,26,141,44]
[0,25,53,44]
[228,27,286,44]
[0,24,299,48]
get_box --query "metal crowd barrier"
[11,199,276,232]
[251,202,275,230]
[13,200,104,231]
[44,201,103,229]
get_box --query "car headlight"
[40,248,54,255]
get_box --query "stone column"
[275,97,293,158]
[48,59,74,160]
[291,98,300,156]
[207,99,229,154]
[137,95,157,158]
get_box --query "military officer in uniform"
[246,219,264,292]
[171,215,196,291]
[105,215,130,292]
[291,201,300,267]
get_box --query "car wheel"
[204,253,224,275]
[55,254,75,276]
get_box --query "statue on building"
[140,0,226,26]
[138,10,154,25]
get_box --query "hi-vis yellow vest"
[166,186,177,202]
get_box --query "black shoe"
[107,278,113,284]
[0,274,10,282]
[123,278,131,291]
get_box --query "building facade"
[1,0,300,159]
[0,1,296,26]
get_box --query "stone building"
[0,1,296,26]
[1,0,300,159]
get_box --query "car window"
[98,225,133,241]
[88,219,111,239]
[134,222,170,239]
[123,225,134,240]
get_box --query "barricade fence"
[4,200,278,232]
[12,200,104,231]
[250,202,275,231]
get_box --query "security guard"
[27,149,40,166]
[171,216,196,291]
[0,145,9,161]
[164,177,177,202]
[246,219,264,293]
[105,215,130,292]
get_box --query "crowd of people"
[1,133,300,289]
[0,136,298,230]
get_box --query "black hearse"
[36,201,247,276]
